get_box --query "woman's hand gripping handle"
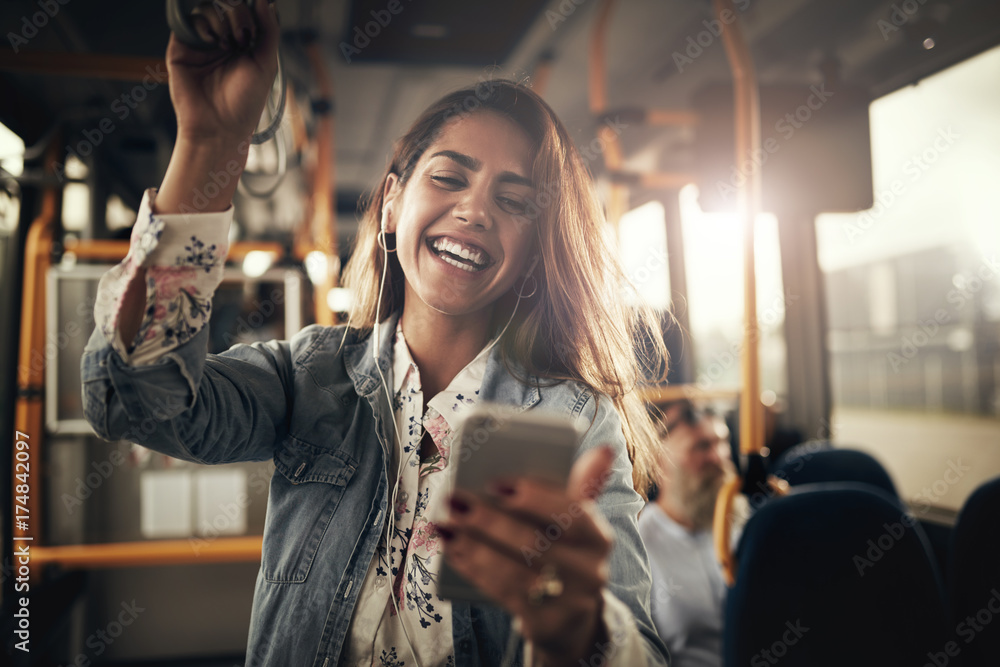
[156,0,280,215]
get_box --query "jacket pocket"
[262,436,358,583]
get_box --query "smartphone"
[438,404,582,602]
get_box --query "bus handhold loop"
[165,0,285,148]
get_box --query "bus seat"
[771,443,899,498]
[948,475,1000,667]
[724,483,948,667]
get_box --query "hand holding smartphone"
[438,404,582,602]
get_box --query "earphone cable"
[370,243,536,666]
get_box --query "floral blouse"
[343,323,489,666]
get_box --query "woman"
[81,2,670,665]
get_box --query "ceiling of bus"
[2,0,999,235]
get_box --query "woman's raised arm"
[117,0,279,347]
[157,0,279,213]
[81,1,290,464]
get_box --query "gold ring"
[527,564,564,606]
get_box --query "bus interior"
[1,0,999,665]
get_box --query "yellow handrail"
[640,384,738,404]
[299,40,338,326]
[30,536,263,571]
[711,0,765,587]
[14,145,59,547]
[0,51,167,82]
[588,0,629,227]
[63,238,286,263]
[714,476,789,586]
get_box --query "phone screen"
[438,404,581,602]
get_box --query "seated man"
[638,400,733,667]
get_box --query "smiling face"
[381,110,537,325]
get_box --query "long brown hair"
[341,80,668,498]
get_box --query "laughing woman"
[81,2,670,665]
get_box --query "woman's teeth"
[440,254,479,272]
[431,238,489,271]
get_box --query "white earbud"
[374,218,388,361]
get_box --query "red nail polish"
[448,496,471,514]
[437,526,455,540]
[489,481,516,497]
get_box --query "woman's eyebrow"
[431,150,481,171]
[431,150,533,188]
[499,172,534,188]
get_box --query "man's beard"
[670,468,726,532]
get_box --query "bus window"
[816,43,1000,516]
[680,184,789,404]
[618,200,671,310]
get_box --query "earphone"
[370,217,540,666]
[524,253,540,279]
[369,212,424,666]
[373,218,391,360]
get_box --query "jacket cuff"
[522,589,652,666]
[94,187,233,366]
[595,588,654,666]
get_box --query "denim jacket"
[81,311,670,667]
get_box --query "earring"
[513,273,537,298]
[377,229,397,253]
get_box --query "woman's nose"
[453,187,491,229]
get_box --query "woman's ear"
[381,173,400,234]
